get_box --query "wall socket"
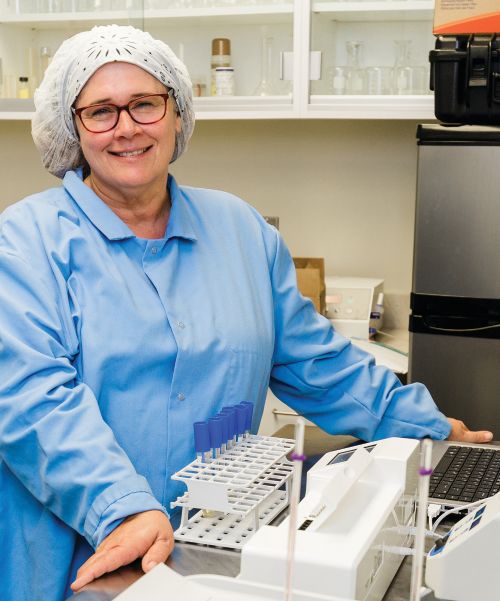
[263,216,279,230]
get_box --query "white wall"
[0,118,423,301]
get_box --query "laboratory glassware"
[366,66,392,95]
[40,46,52,78]
[254,33,278,96]
[393,40,414,95]
[328,65,347,95]
[345,41,367,94]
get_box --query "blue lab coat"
[0,171,450,601]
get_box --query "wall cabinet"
[0,0,436,120]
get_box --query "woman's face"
[74,62,181,198]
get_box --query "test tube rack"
[170,434,295,550]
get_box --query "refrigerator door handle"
[410,313,500,339]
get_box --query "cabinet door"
[308,0,436,119]
[143,0,295,120]
[0,0,297,120]
[0,0,145,114]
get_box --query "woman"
[0,25,492,601]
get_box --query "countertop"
[69,426,445,601]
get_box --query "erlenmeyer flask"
[345,41,366,94]
[393,40,414,95]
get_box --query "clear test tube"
[208,417,223,459]
[193,421,211,463]
[239,401,254,436]
[218,412,230,454]
[220,407,237,447]
[235,405,247,442]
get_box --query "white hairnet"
[32,24,195,178]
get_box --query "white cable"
[376,545,415,556]
[427,503,442,531]
[383,525,439,539]
[432,498,491,533]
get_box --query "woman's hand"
[447,417,493,444]
[71,510,174,592]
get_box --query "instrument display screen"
[327,444,376,465]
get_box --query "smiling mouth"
[110,146,152,158]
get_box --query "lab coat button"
[151,247,158,254]
[177,321,185,329]
[177,393,186,401]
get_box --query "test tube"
[220,407,237,447]
[218,411,230,453]
[235,404,247,442]
[193,421,211,463]
[239,401,254,435]
[208,417,223,459]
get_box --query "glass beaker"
[366,66,392,95]
[345,41,366,94]
[328,66,348,95]
[412,65,430,95]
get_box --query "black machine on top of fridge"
[409,124,500,439]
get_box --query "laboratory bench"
[69,425,444,601]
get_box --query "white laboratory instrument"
[425,492,500,601]
[114,562,356,601]
[325,277,384,340]
[115,437,422,601]
[239,438,419,601]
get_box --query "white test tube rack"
[170,434,295,550]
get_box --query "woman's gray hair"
[31,24,195,178]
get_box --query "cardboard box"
[293,257,326,315]
[434,0,500,34]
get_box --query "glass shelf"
[308,93,434,119]
[312,1,434,22]
[0,3,294,28]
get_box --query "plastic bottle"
[214,66,234,96]
[17,76,30,99]
[210,37,231,96]
[369,292,384,338]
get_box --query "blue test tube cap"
[235,404,247,436]
[218,412,230,445]
[193,421,211,453]
[208,417,223,450]
[237,402,253,432]
[220,407,237,440]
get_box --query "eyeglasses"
[72,92,172,133]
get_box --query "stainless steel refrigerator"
[409,124,500,439]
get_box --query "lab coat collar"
[165,174,197,242]
[63,170,197,242]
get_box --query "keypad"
[429,446,500,503]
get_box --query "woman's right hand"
[71,509,174,591]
